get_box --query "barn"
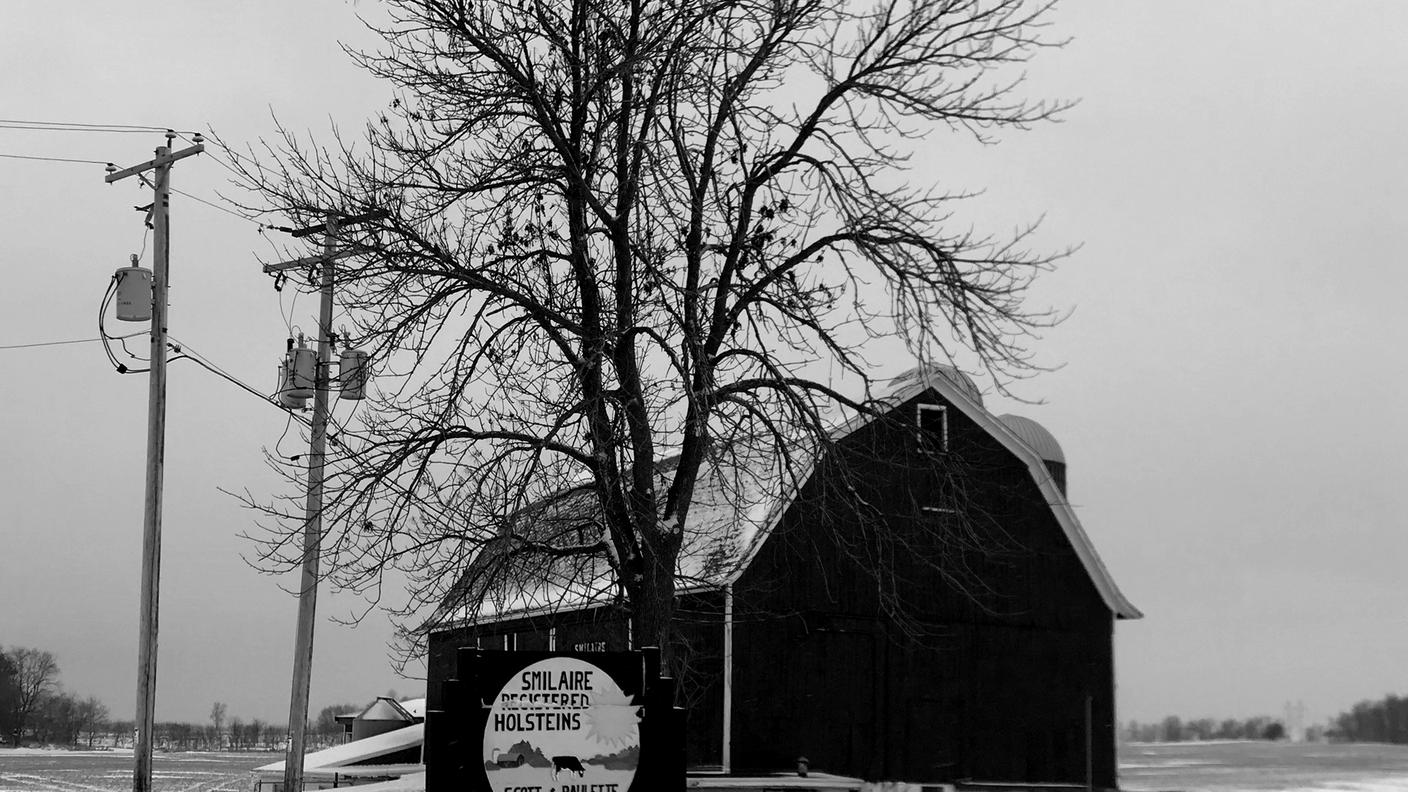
[424,365,1141,789]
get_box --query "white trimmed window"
[917,403,955,512]
[916,403,948,453]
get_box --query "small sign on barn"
[425,648,684,792]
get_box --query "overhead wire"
[0,152,112,166]
[166,337,391,483]
[0,334,142,351]
[0,118,184,132]
[169,186,263,225]
[162,336,370,449]
[0,123,164,135]
[155,332,452,533]
[0,119,185,168]
[179,135,248,183]
[166,334,283,410]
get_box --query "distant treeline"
[80,704,360,752]
[1122,715,1288,743]
[2,646,108,746]
[1328,694,1408,744]
[2,643,369,751]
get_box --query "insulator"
[277,361,307,409]
[337,349,370,401]
[114,265,153,322]
[288,343,316,398]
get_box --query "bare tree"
[226,0,1069,663]
[0,651,19,742]
[228,716,245,751]
[315,702,362,744]
[75,696,110,748]
[209,701,228,750]
[5,648,58,744]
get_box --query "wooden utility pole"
[264,209,384,792]
[105,134,204,792]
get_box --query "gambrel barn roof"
[429,364,1141,630]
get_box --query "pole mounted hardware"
[269,207,384,792]
[104,139,203,792]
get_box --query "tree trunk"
[632,530,682,669]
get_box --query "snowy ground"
[0,749,277,792]
[1119,741,1408,792]
[4,742,1408,791]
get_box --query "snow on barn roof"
[359,696,416,723]
[429,364,1140,629]
[254,723,423,777]
[429,441,802,627]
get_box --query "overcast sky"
[2,1,1404,730]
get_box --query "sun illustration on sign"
[584,687,641,748]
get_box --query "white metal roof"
[997,413,1066,464]
[254,723,423,775]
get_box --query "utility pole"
[264,209,384,792]
[105,134,204,792]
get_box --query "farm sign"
[483,657,640,791]
[425,648,684,792]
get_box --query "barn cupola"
[997,414,1067,496]
[888,363,984,406]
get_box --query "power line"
[0,116,168,128]
[0,123,163,135]
[0,332,144,351]
[166,335,372,444]
[169,186,261,225]
[167,335,278,406]
[0,118,199,135]
[0,152,112,166]
[174,132,248,181]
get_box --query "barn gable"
[875,365,1142,619]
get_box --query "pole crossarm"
[105,143,204,183]
[288,208,387,238]
[262,247,362,273]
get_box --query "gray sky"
[1,1,1404,728]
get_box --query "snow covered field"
[4,742,1408,791]
[0,749,277,792]
[1120,741,1408,791]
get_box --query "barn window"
[916,403,948,453]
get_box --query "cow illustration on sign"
[482,657,641,791]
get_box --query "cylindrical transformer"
[337,349,369,400]
[288,344,316,398]
[114,266,153,322]
[277,361,307,409]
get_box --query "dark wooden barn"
[425,365,1141,789]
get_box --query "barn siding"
[728,391,1119,786]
